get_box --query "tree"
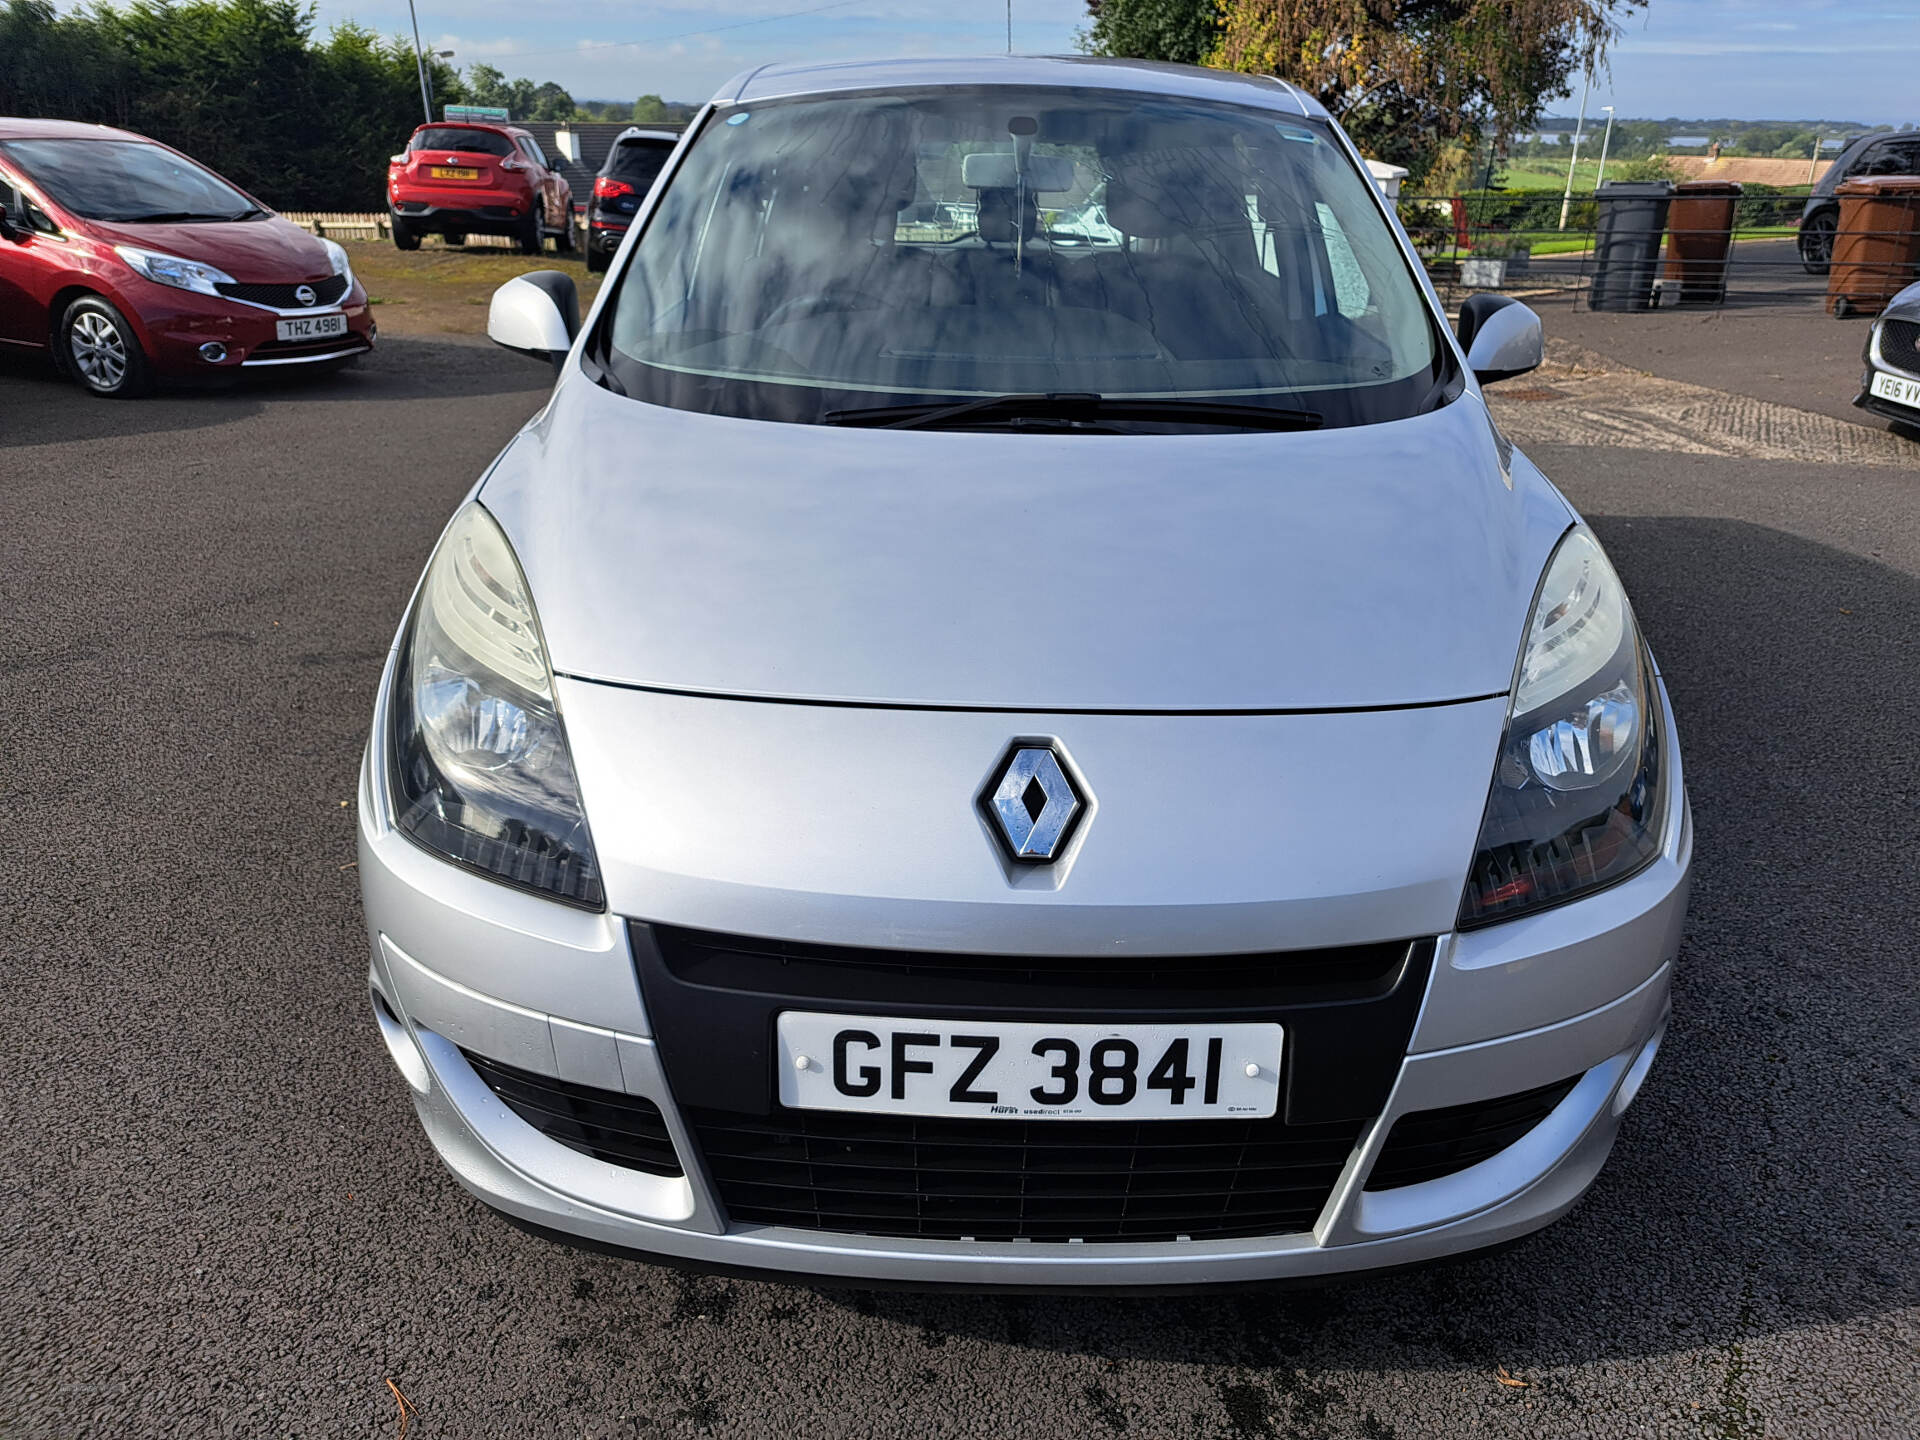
[1079,0,1219,64]
[523,80,576,121]
[1212,0,1643,185]
[632,93,668,122]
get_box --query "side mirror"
[487,271,579,371]
[1455,294,1543,385]
[0,210,17,242]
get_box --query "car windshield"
[412,127,516,158]
[599,86,1443,431]
[606,141,673,187]
[0,138,254,222]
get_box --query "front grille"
[651,924,1410,1001]
[1880,318,1920,374]
[1364,1075,1581,1191]
[215,274,349,309]
[461,1049,683,1177]
[689,1106,1362,1242]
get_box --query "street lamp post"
[405,0,432,125]
[1558,72,1591,231]
[1594,106,1617,192]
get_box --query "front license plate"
[430,165,478,180]
[1870,368,1920,411]
[777,1013,1283,1120]
[275,313,347,341]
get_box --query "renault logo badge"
[983,743,1085,863]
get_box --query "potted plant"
[1475,228,1534,276]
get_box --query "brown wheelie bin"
[1828,177,1920,317]
[1660,181,1742,304]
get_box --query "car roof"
[712,54,1328,119]
[0,117,149,143]
[612,128,681,145]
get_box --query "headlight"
[1458,527,1666,928]
[113,245,234,297]
[319,236,353,288]
[388,504,604,909]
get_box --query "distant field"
[1501,160,1614,192]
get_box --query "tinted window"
[411,127,516,158]
[518,138,548,168]
[605,140,673,187]
[601,87,1440,431]
[0,138,251,222]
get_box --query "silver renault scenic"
[358,56,1691,1288]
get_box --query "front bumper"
[123,275,375,377]
[357,677,1691,1288]
[1852,321,1920,427]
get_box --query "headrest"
[1104,163,1244,238]
[976,188,1037,244]
[777,154,918,218]
[1103,178,1177,239]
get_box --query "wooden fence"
[278,212,554,249]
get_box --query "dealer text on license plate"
[430,166,478,180]
[275,314,348,341]
[777,1013,1283,1120]
[1870,369,1920,411]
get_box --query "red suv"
[0,118,374,397]
[387,124,574,254]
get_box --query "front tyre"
[58,296,153,398]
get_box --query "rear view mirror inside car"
[960,152,1075,192]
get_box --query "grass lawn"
[1496,160,1613,193]
[344,237,602,336]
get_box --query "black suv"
[586,127,680,273]
[1800,131,1920,273]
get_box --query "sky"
[302,0,1914,124]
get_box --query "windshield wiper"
[113,210,237,223]
[821,392,1323,432]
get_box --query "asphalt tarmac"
[3,324,1915,1439]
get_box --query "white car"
[358,56,1691,1288]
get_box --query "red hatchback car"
[387,123,574,254]
[0,118,374,397]
[0,117,372,397]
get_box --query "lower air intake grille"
[461,1049,682,1177]
[1365,1075,1581,1191]
[687,1107,1363,1242]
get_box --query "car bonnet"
[479,377,1574,712]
